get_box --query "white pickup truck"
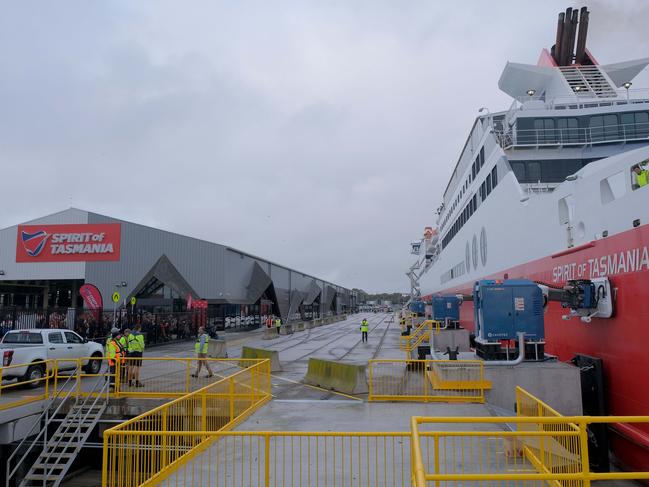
[0,329,104,385]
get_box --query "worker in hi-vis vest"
[106,327,125,388]
[360,318,369,343]
[634,164,648,188]
[192,327,214,378]
[127,324,145,387]
[275,317,282,336]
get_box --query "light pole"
[623,81,632,102]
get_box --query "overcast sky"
[1,0,648,293]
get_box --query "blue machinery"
[432,295,462,328]
[409,300,426,316]
[473,279,545,361]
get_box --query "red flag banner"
[80,283,103,320]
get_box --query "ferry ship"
[412,7,649,470]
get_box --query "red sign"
[193,300,208,309]
[16,223,121,263]
[79,284,104,320]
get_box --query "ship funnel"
[574,7,589,64]
[552,6,590,66]
[552,12,565,64]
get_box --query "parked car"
[0,329,104,386]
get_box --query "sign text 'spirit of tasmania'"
[16,224,121,262]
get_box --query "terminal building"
[0,208,355,333]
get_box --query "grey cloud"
[1,0,648,292]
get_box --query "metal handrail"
[496,120,649,149]
[399,320,438,353]
[5,361,80,487]
[40,368,110,481]
[512,87,649,106]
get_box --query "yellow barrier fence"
[1,357,264,411]
[516,386,583,487]
[410,414,649,487]
[102,359,271,487]
[368,359,490,403]
[0,359,53,411]
[151,431,413,487]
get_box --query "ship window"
[603,114,619,140]
[621,112,649,139]
[480,147,485,169]
[542,159,582,182]
[491,166,498,188]
[631,160,649,190]
[589,116,604,142]
[527,161,541,182]
[511,162,525,180]
[600,171,627,204]
[557,117,579,143]
[621,113,634,136]
[637,113,649,137]
[486,174,492,195]
[534,118,556,143]
[480,181,486,201]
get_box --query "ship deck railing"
[509,87,649,109]
[495,120,649,150]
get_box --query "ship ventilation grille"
[559,65,617,98]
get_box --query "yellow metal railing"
[0,359,53,411]
[114,415,649,487]
[1,357,265,411]
[102,359,272,487]
[368,359,490,403]
[410,414,649,487]
[112,357,263,398]
[399,320,439,354]
[516,386,583,487]
[149,431,413,487]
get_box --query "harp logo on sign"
[16,223,121,262]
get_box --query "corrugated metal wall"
[0,209,350,318]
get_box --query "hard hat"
[111,327,120,334]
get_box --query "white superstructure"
[414,27,649,295]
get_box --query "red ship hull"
[426,222,649,470]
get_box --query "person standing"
[633,164,648,188]
[360,318,369,343]
[106,328,125,389]
[274,316,282,336]
[192,326,214,378]
[127,324,145,387]
[120,329,131,385]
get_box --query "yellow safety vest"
[195,334,209,354]
[638,170,648,188]
[128,332,145,352]
[360,322,369,332]
[106,339,123,366]
[275,319,281,328]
